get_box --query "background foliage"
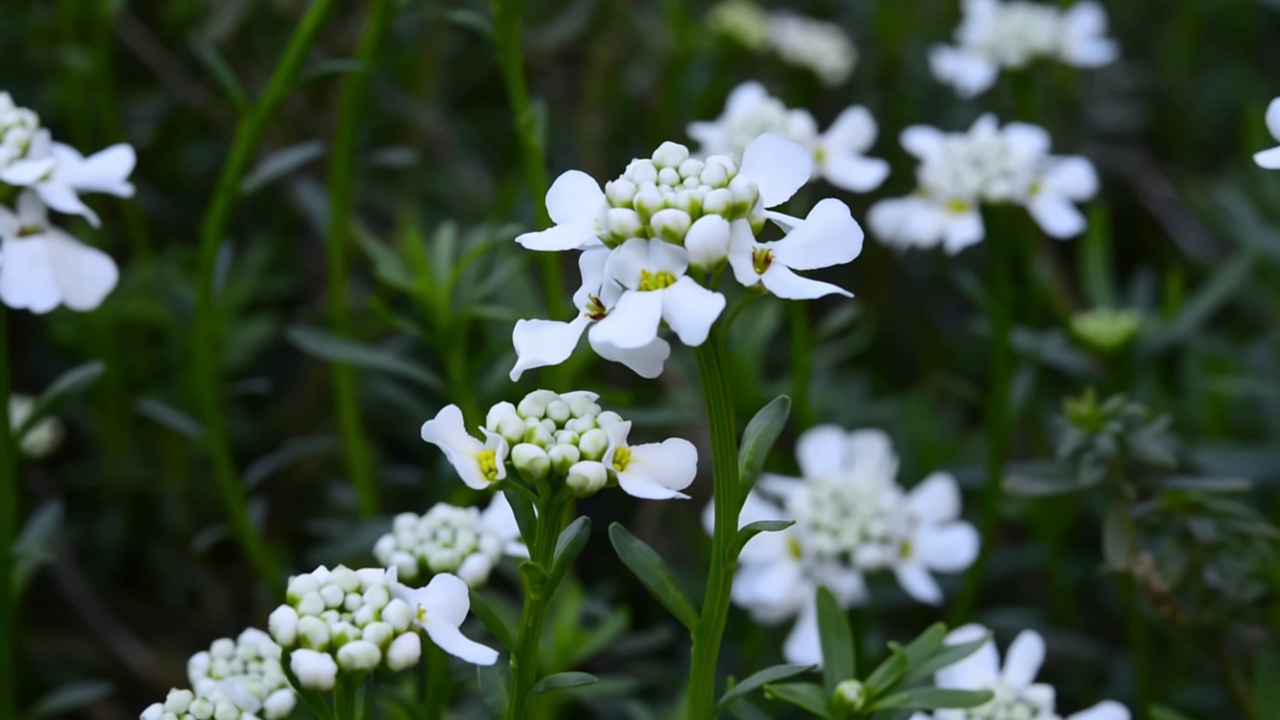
[5,0,1280,717]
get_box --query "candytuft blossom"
[389,570,499,666]
[420,404,510,490]
[373,493,527,586]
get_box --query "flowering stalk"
[192,0,338,589]
[506,492,570,719]
[0,306,15,720]
[324,0,394,518]
[490,0,567,321]
[686,335,740,720]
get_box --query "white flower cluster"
[868,115,1098,254]
[910,625,1130,720]
[9,394,63,458]
[512,136,862,378]
[688,82,889,194]
[422,390,699,500]
[710,428,978,666]
[266,564,496,690]
[373,493,527,586]
[140,630,295,720]
[706,3,856,86]
[0,91,136,314]
[930,0,1118,98]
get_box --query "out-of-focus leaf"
[549,516,590,589]
[1254,645,1280,718]
[737,395,791,500]
[445,8,494,38]
[189,36,246,110]
[243,437,340,489]
[468,589,516,651]
[903,632,991,685]
[763,682,831,717]
[1149,705,1195,720]
[301,58,366,82]
[16,361,105,439]
[287,326,443,391]
[27,680,113,718]
[868,687,995,711]
[135,398,204,441]
[531,672,599,694]
[503,488,537,547]
[1160,476,1251,493]
[734,520,794,554]
[476,659,510,715]
[241,141,326,194]
[12,501,63,597]
[863,645,910,697]
[718,664,815,709]
[1143,251,1255,354]
[816,587,854,695]
[608,523,698,631]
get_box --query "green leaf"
[1254,645,1280,718]
[895,623,947,680]
[763,682,831,717]
[737,396,791,500]
[531,672,599,694]
[868,687,995,711]
[903,633,991,685]
[189,36,247,110]
[608,523,698,631]
[816,587,854,695]
[286,326,443,390]
[862,645,909,697]
[16,361,105,440]
[445,7,495,38]
[27,680,113,718]
[549,516,591,589]
[503,488,538,547]
[518,560,549,598]
[468,589,516,651]
[134,398,204,441]
[1144,250,1255,354]
[240,141,326,194]
[300,58,366,83]
[1161,475,1251,493]
[718,664,815,709]
[12,501,63,598]
[734,520,795,554]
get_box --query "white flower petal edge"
[391,571,499,666]
[0,191,119,314]
[515,170,606,251]
[739,133,812,208]
[603,421,698,500]
[420,405,509,489]
[1067,700,1132,720]
[1255,98,1280,169]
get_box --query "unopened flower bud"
[164,689,194,713]
[605,178,637,206]
[512,443,551,483]
[702,187,733,216]
[517,390,559,419]
[554,430,579,446]
[386,631,422,671]
[383,599,413,633]
[287,574,320,603]
[291,649,338,690]
[685,215,732,269]
[330,621,360,648]
[544,399,571,425]
[606,208,643,240]
[361,621,394,648]
[297,617,330,650]
[485,402,518,432]
[330,566,359,593]
[650,208,692,243]
[652,141,690,169]
[549,444,581,474]
[523,423,554,448]
[578,429,609,460]
[141,703,165,720]
[657,166,680,186]
[264,689,296,718]
[678,158,705,180]
[561,391,599,417]
[634,185,664,221]
[353,605,376,627]
[567,461,609,496]
[336,640,381,672]
[596,411,624,427]
[626,159,658,184]
[268,606,299,646]
[566,416,595,434]
[362,584,390,611]
[188,698,214,719]
[320,583,345,608]
[297,592,325,617]
[702,157,735,187]
[672,189,701,216]
[355,568,385,590]
[833,679,866,712]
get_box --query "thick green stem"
[192,0,337,590]
[687,338,741,720]
[505,496,564,718]
[0,308,16,719]
[951,213,1017,622]
[324,0,394,518]
[490,0,566,320]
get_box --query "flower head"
[420,405,509,490]
[0,190,119,313]
[373,493,527,586]
[182,629,295,719]
[765,13,857,86]
[388,571,499,666]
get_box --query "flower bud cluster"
[597,142,761,247]
[373,496,523,587]
[140,630,296,720]
[266,565,422,688]
[0,92,41,170]
[485,390,625,497]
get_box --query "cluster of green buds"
[140,630,295,720]
[486,389,620,497]
[373,493,525,586]
[1060,390,1175,487]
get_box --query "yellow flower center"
[416,605,428,623]
[16,224,41,238]
[751,247,773,275]
[944,198,970,214]
[899,539,913,560]
[787,537,804,560]
[638,269,677,291]
[612,446,632,472]
[477,449,499,481]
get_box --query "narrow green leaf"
[468,589,516,651]
[735,520,795,554]
[503,488,537,547]
[27,681,113,719]
[904,633,991,685]
[12,501,63,598]
[608,523,698,631]
[763,682,832,717]
[531,672,599,694]
[16,362,105,439]
[549,516,591,589]
[816,587,855,695]
[189,36,247,110]
[445,7,495,38]
[862,645,909,697]
[868,687,995,711]
[240,141,326,194]
[737,396,791,500]
[518,560,549,598]
[898,623,947,673]
[286,326,443,390]
[135,398,204,441]
[718,664,815,709]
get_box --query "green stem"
[787,303,814,430]
[421,640,451,719]
[0,307,16,719]
[505,495,565,719]
[951,212,1017,623]
[490,0,566,320]
[324,0,394,518]
[333,675,356,720]
[687,337,742,720]
[192,0,338,590]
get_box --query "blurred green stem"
[192,0,338,590]
[506,492,568,719]
[324,0,395,518]
[687,335,741,720]
[490,0,566,320]
[0,308,16,719]
[788,303,815,430]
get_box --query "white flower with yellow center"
[727,198,863,299]
[373,493,527,587]
[0,190,119,313]
[388,570,499,666]
[419,404,510,490]
[3,128,136,228]
[601,419,699,500]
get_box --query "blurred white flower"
[707,0,770,50]
[7,130,136,228]
[1254,98,1280,169]
[420,404,510,490]
[766,13,857,86]
[0,190,119,313]
[9,393,63,458]
[601,420,699,500]
[910,625,1131,720]
[1025,156,1100,239]
[389,571,499,666]
[930,0,1118,98]
[687,82,889,193]
[374,494,527,586]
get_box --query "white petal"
[821,154,890,193]
[740,133,813,208]
[782,597,823,666]
[1267,98,1280,142]
[480,492,522,543]
[1028,196,1087,239]
[0,237,60,313]
[726,219,759,287]
[928,45,998,98]
[1001,630,1046,688]
[603,237,652,289]
[894,563,943,605]
[1003,123,1052,161]
[16,190,48,225]
[515,221,598,252]
[509,316,590,381]
[660,277,725,346]
[420,405,490,490]
[761,265,851,299]
[914,522,979,572]
[900,125,947,159]
[796,426,848,479]
[546,170,606,226]
[769,198,863,271]
[755,473,808,503]
[578,245,610,294]
[684,214,732,267]
[424,620,499,666]
[42,229,119,311]
[0,157,56,186]
[1254,146,1280,170]
[810,563,867,607]
[1045,157,1099,200]
[422,573,472,626]
[648,236,691,276]
[64,143,136,196]
[1068,701,1131,720]
[936,625,999,689]
[591,289,663,349]
[590,334,670,378]
[822,106,878,155]
[620,438,698,499]
[906,472,961,523]
[36,183,98,227]
[732,559,806,616]
[942,210,985,255]
[724,81,770,117]
[686,121,726,153]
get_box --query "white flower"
[373,493,527,586]
[0,190,119,313]
[765,13,857,86]
[891,473,980,605]
[5,131,136,228]
[1254,98,1280,170]
[601,420,698,500]
[911,625,1131,720]
[9,393,63,458]
[420,404,510,490]
[728,199,863,299]
[1024,156,1099,239]
[1058,2,1120,68]
[513,170,607,252]
[815,106,891,192]
[186,629,295,719]
[389,571,499,666]
[289,649,338,691]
